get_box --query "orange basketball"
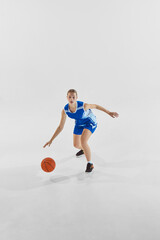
[41,157,56,172]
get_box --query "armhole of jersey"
[63,107,67,114]
[82,102,85,111]
[64,103,69,114]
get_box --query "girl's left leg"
[81,129,92,162]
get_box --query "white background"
[1,0,160,239]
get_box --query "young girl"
[43,89,119,172]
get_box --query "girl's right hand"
[43,140,53,148]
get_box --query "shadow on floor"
[1,152,147,191]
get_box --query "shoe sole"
[76,154,84,158]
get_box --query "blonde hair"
[67,89,78,96]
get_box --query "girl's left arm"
[84,103,119,118]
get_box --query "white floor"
[1,0,160,238]
[1,150,160,240]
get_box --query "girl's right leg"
[73,134,83,150]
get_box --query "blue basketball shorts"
[73,122,97,135]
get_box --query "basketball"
[41,157,56,172]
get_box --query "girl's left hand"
[109,112,119,118]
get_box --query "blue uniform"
[64,101,98,135]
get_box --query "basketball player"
[43,89,119,172]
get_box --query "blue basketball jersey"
[64,101,97,126]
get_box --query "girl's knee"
[73,142,81,148]
[81,141,87,149]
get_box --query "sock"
[88,161,93,164]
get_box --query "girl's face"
[67,93,78,105]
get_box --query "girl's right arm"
[43,109,67,148]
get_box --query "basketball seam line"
[44,162,49,172]
[44,161,55,171]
